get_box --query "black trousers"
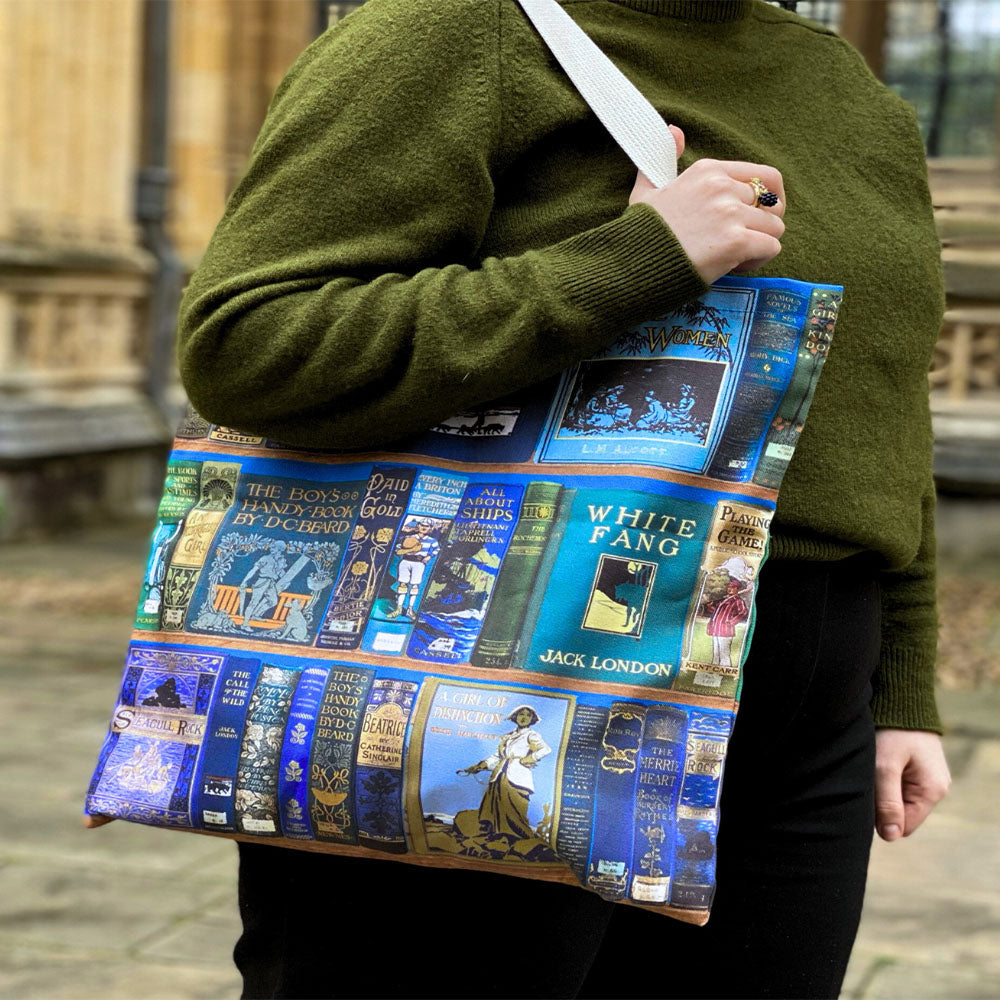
[234,558,880,1000]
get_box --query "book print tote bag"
[83,0,842,926]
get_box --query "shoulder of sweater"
[260,0,503,142]
[287,0,502,81]
[751,2,913,116]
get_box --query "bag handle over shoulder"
[514,0,678,188]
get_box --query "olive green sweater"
[177,0,945,732]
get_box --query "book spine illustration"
[307,665,376,844]
[161,461,241,632]
[277,666,331,839]
[407,482,525,664]
[316,466,417,650]
[585,701,646,901]
[629,705,688,905]
[233,665,301,836]
[174,404,212,440]
[753,287,841,489]
[135,459,203,630]
[675,499,770,698]
[510,487,576,669]
[85,646,226,826]
[554,703,610,882]
[706,288,807,482]
[670,714,728,910]
[192,656,261,832]
[470,482,563,668]
[360,471,468,656]
[185,476,363,645]
[354,679,420,853]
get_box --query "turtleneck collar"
[608,1,752,21]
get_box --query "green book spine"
[160,461,241,632]
[134,459,203,630]
[752,288,840,490]
[469,482,563,668]
[507,487,577,670]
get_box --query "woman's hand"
[874,728,952,841]
[629,125,786,285]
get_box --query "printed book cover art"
[470,482,565,669]
[317,466,417,650]
[676,500,770,698]
[85,646,227,826]
[402,380,560,465]
[160,461,242,631]
[706,283,841,485]
[406,679,573,864]
[234,665,301,835]
[134,458,202,630]
[536,288,755,473]
[670,711,732,910]
[360,471,468,657]
[523,486,716,688]
[307,664,376,845]
[752,287,841,490]
[354,679,419,852]
[407,482,526,665]
[586,702,645,900]
[629,705,688,905]
[185,473,364,646]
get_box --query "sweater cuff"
[871,645,943,734]
[546,201,710,333]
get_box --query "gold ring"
[748,177,779,208]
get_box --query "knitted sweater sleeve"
[873,483,942,733]
[870,99,945,735]
[175,0,707,451]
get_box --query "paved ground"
[0,501,998,999]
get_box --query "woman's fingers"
[738,202,786,238]
[668,124,686,159]
[717,160,785,205]
[82,814,115,829]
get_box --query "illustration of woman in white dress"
[458,705,551,840]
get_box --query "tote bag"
[84,0,842,926]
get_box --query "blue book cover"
[317,466,418,650]
[705,284,811,482]
[360,471,468,657]
[307,664,376,844]
[554,702,609,882]
[233,665,301,836]
[408,678,572,864]
[629,705,688,905]
[670,709,733,910]
[85,644,227,827]
[524,485,713,689]
[191,655,262,833]
[186,472,365,646]
[407,482,525,664]
[276,665,331,839]
[752,287,842,489]
[354,679,420,853]
[401,380,560,465]
[536,286,757,473]
[585,702,645,900]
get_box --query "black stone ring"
[748,176,780,209]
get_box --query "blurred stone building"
[1,0,997,539]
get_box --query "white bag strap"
[514,0,678,188]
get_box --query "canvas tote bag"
[84,0,842,926]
